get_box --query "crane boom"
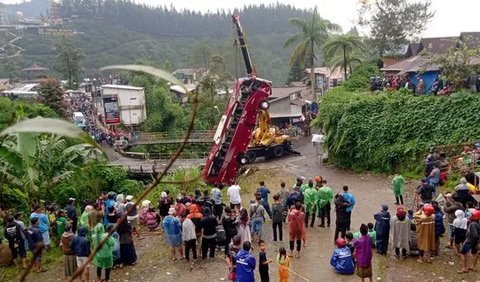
[232,15,254,76]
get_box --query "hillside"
[4,0,50,18]
[1,1,315,85]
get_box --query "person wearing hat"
[414,204,436,263]
[391,207,411,259]
[330,238,355,275]
[162,207,183,261]
[374,205,391,255]
[65,198,78,234]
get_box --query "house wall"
[102,87,147,126]
[408,71,439,93]
[269,97,291,117]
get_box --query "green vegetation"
[2,3,316,85]
[358,0,435,56]
[322,33,367,79]
[284,7,341,100]
[54,36,85,88]
[0,97,57,131]
[315,87,480,174]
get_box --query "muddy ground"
[11,139,480,282]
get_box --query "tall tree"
[38,78,67,117]
[284,7,341,100]
[54,36,84,88]
[323,34,367,80]
[286,59,304,84]
[358,0,435,56]
[424,41,480,90]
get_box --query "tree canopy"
[284,7,341,100]
[358,0,435,56]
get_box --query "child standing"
[277,246,290,282]
[258,240,272,282]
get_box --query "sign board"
[103,97,120,124]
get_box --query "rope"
[288,268,311,281]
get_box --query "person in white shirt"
[227,181,242,210]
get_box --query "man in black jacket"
[201,207,218,259]
[334,194,351,242]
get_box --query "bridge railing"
[131,130,215,144]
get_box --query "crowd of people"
[369,74,453,95]
[2,170,480,281]
[65,90,131,148]
[2,193,139,281]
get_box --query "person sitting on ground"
[330,238,355,275]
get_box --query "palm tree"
[323,34,367,80]
[284,7,342,100]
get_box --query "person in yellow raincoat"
[414,204,436,263]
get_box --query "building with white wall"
[101,84,146,126]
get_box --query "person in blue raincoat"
[374,204,391,255]
[330,238,355,275]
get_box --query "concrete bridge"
[131,130,215,145]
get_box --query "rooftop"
[101,84,144,91]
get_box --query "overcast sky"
[3,0,480,37]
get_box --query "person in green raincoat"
[303,179,317,228]
[316,180,334,227]
[392,174,405,205]
[79,205,93,240]
[92,223,115,282]
[300,177,309,194]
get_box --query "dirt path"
[22,140,478,282]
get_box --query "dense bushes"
[342,63,379,92]
[315,88,480,173]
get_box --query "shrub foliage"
[314,88,480,173]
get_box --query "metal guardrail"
[131,130,215,145]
